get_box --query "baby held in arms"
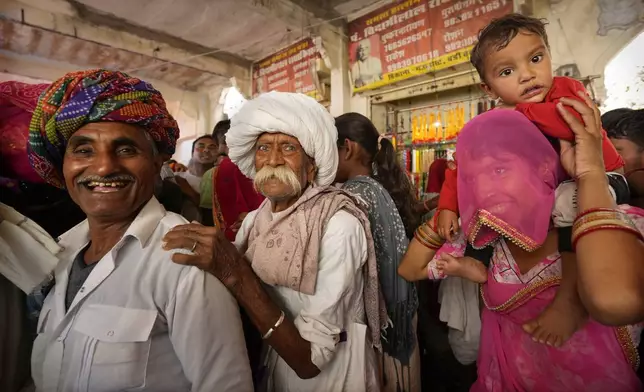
[430,14,626,348]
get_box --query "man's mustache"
[76,174,135,185]
[253,166,301,196]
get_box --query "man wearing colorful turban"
[27,69,180,188]
[25,70,252,392]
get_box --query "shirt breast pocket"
[74,304,157,392]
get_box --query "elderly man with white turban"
[162,92,387,391]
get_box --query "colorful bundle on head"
[27,69,180,188]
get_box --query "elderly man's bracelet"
[262,310,285,340]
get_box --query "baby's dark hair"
[470,13,550,82]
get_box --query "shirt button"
[56,337,63,342]
[107,331,114,337]
[79,287,85,293]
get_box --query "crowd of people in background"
[0,13,643,392]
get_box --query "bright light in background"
[603,31,644,112]
[223,86,247,118]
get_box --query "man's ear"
[480,82,498,100]
[306,156,317,184]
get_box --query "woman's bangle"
[262,310,285,340]
[573,208,635,233]
[572,208,642,249]
[415,222,445,250]
[574,207,618,221]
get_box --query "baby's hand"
[437,209,459,241]
[436,254,487,283]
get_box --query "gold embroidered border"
[480,277,561,314]
[482,281,641,371]
[615,326,640,371]
[468,209,541,252]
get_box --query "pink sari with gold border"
[427,205,644,392]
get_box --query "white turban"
[227,92,338,187]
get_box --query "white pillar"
[320,25,351,117]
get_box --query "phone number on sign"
[444,35,477,52]
[387,51,440,73]
[443,0,506,28]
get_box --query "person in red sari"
[210,120,264,241]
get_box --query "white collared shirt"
[32,197,253,392]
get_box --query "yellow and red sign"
[348,0,513,93]
[252,38,322,100]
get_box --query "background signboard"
[252,38,322,100]
[348,0,513,93]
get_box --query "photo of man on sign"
[351,36,383,88]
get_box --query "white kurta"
[0,202,61,294]
[174,171,202,193]
[32,197,253,392]
[236,209,380,392]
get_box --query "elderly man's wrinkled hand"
[162,223,242,287]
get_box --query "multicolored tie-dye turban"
[28,69,180,188]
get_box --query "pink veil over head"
[457,110,566,251]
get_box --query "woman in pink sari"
[398,107,644,391]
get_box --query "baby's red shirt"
[516,76,624,171]
[437,165,458,214]
[436,76,624,216]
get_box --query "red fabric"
[0,81,49,183]
[426,158,449,194]
[437,165,459,213]
[516,76,624,171]
[214,157,265,241]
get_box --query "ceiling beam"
[0,18,231,91]
[65,0,251,68]
[281,0,345,27]
[2,0,250,83]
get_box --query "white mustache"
[253,166,301,196]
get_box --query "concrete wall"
[535,0,644,102]
[0,55,222,163]
[0,0,249,163]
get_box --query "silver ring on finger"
[190,240,198,253]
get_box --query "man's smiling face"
[63,122,161,221]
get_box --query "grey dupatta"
[342,176,418,364]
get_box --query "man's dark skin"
[63,122,161,264]
[162,133,323,379]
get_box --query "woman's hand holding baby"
[556,92,605,180]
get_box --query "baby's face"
[481,31,554,106]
